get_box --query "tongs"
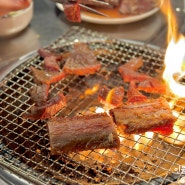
[52,0,109,17]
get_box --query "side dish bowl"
[0,2,33,37]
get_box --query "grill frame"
[0,27,185,185]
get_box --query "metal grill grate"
[0,27,185,185]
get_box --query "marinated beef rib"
[110,98,176,135]
[47,113,120,154]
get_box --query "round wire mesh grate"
[0,27,185,185]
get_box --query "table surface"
[0,0,184,184]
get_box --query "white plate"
[56,3,159,24]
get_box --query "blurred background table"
[0,0,184,74]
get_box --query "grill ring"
[0,27,184,185]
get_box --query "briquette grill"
[0,27,185,185]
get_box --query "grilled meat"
[110,98,176,135]
[24,91,66,120]
[38,48,70,61]
[47,113,120,154]
[137,78,166,94]
[98,85,124,108]
[63,42,101,75]
[29,84,50,106]
[118,60,166,95]
[31,66,66,85]
[43,56,61,72]
[63,3,81,22]
[122,57,143,71]
[127,81,147,103]
[118,66,149,82]
[38,48,63,60]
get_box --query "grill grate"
[0,27,185,185]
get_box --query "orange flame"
[84,84,99,96]
[160,0,185,145]
[161,0,185,98]
[133,132,154,151]
[159,0,179,43]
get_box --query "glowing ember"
[133,132,154,151]
[84,84,99,96]
[118,132,154,159]
[95,107,105,113]
[95,107,154,155]
[159,120,185,145]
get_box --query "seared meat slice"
[38,48,70,61]
[118,57,145,82]
[29,84,50,106]
[38,48,63,60]
[24,92,66,120]
[31,67,66,85]
[137,78,166,94]
[122,57,143,71]
[110,98,176,135]
[43,56,61,72]
[63,3,81,22]
[118,63,166,94]
[47,113,120,154]
[98,86,124,108]
[73,42,91,52]
[127,81,147,103]
[63,42,101,75]
[118,67,150,82]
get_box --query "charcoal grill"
[0,27,185,185]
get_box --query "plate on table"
[56,3,159,24]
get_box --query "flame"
[95,107,154,154]
[95,107,105,113]
[105,88,114,104]
[133,132,154,151]
[161,0,185,97]
[163,35,185,97]
[160,0,185,144]
[159,0,179,43]
[84,84,99,96]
